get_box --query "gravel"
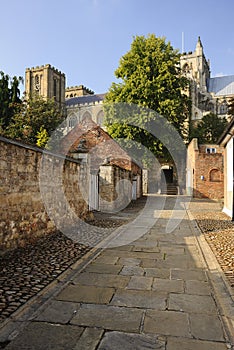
[193,211,234,288]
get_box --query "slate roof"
[208,75,234,96]
[218,117,234,146]
[66,93,106,106]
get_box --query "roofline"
[218,117,234,146]
[210,74,234,79]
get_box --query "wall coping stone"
[0,136,81,165]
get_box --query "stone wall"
[0,137,89,251]
[99,165,133,212]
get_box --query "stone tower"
[180,36,210,92]
[180,37,212,121]
[25,64,66,111]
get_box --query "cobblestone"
[0,197,147,324]
[193,211,234,288]
[0,196,233,350]
[0,232,90,322]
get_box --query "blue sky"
[1,0,234,95]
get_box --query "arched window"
[182,63,189,74]
[209,169,221,182]
[81,111,92,121]
[220,103,227,114]
[34,75,40,93]
[208,102,214,112]
[97,111,104,126]
[53,78,57,99]
[68,114,77,128]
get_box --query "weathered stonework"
[65,85,94,98]
[99,165,133,212]
[60,116,142,212]
[187,138,224,199]
[25,64,66,112]
[0,137,89,251]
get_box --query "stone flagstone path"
[1,196,233,349]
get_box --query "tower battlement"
[26,64,65,77]
[25,64,66,112]
[65,85,94,98]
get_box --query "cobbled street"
[0,197,146,324]
[0,196,233,350]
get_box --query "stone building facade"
[65,94,105,132]
[187,138,224,199]
[181,37,234,123]
[218,118,234,219]
[60,116,142,212]
[24,37,234,131]
[65,85,94,98]
[25,64,66,112]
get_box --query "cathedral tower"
[180,37,212,121]
[180,36,210,92]
[25,64,66,111]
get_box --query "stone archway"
[160,165,178,195]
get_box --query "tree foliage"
[228,97,234,117]
[36,127,49,148]
[190,113,228,143]
[104,34,190,162]
[0,72,23,128]
[4,94,64,146]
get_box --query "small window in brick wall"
[209,169,221,182]
[206,147,216,154]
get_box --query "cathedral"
[25,37,234,131]
[180,37,234,123]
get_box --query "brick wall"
[187,139,224,199]
[0,137,89,251]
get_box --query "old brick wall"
[0,137,89,251]
[188,139,224,199]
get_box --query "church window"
[182,63,189,74]
[220,103,227,114]
[208,103,214,112]
[97,111,104,126]
[82,111,92,121]
[68,115,77,128]
[53,78,57,99]
[34,75,40,92]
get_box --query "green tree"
[5,94,64,146]
[0,72,23,128]
[104,34,190,161]
[190,113,228,143]
[36,127,49,148]
[228,97,234,117]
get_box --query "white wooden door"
[132,177,137,200]
[89,174,99,210]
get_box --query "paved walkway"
[1,196,233,349]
